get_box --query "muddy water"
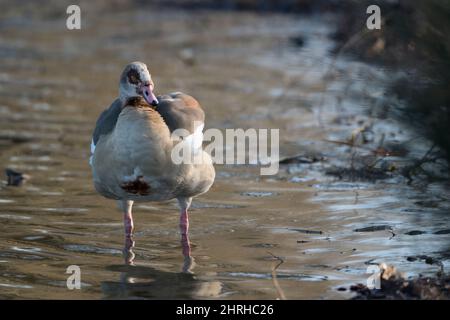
[0,5,449,299]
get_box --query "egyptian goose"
[90,62,215,261]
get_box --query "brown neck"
[124,96,155,109]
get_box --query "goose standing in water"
[90,62,215,264]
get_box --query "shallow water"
[0,4,449,299]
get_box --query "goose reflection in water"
[122,232,194,272]
[101,234,221,299]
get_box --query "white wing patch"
[184,123,204,154]
[89,139,96,166]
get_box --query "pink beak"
[142,84,159,106]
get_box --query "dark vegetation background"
[331,0,450,167]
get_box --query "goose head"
[119,61,159,106]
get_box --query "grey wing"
[90,99,123,165]
[92,99,123,145]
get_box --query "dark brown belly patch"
[121,176,151,195]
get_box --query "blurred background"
[0,0,449,299]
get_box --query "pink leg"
[180,208,191,258]
[119,200,135,265]
[120,200,134,238]
[124,210,134,238]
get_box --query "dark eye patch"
[127,69,140,85]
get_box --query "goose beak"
[142,85,159,106]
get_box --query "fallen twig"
[267,252,286,300]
